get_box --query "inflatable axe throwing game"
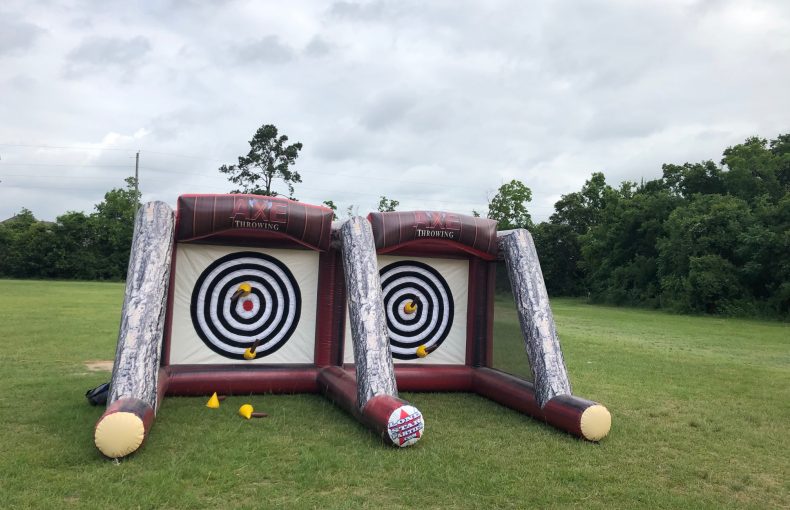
[93,194,611,459]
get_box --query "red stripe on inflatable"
[484,261,496,367]
[472,367,599,439]
[317,365,357,415]
[393,365,474,391]
[465,258,479,365]
[161,232,179,366]
[165,365,319,395]
[361,394,408,445]
[375,239,497,261]
[176,194,333,251]
[314,249,345,366]
[156,367,169,410]
[318,367,409,446]
[366,211,498,260]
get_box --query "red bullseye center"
[242,299,254,312]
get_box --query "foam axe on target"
[243,339,262,360]
[228,282,262,360]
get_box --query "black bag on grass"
[85,382,110,406]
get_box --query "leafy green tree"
[661,161,724,197]
[741,193,790,314]
[685,255,745,314]
[377,196,399,212]
[16,221,59,278]
[0,208,38,277]
[657,194,753,312]
[532,222,584,296]
[769,133,790,193]
[52,211,99,279]
[581,183,679,305]
[0,225,9,276]
[322,200,338,220]
[550,172,611,234]
[91,177,141,279]
[537,173,617,296]
[487,179,533,230]
[219,124,303,197]
[720,136,781,202]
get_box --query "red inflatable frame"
[156,196,608,443]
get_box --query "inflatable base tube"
[394,365,475,392]
[165,365,319,395]
[94,398,155,459]
[318,367,424,447]
[342,364,476,392]
[473,367,611,441]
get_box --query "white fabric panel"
[343,255,469,365]
[169,243,318,365]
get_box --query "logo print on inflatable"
[387,405,424,447]
[379,260,454,360]
[190,251,301,360]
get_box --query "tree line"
[0,177,140,280]
[2,126,787,319]
[525,134,789,319]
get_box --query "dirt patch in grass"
[84,360,113,372]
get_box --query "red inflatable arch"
[93,198,609,459]
[341,210,611,441]
[163,194,340,394]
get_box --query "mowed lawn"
[0,280,787,509]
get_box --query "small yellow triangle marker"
[239,404,253,419]
[206,392,220,409]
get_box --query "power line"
[1,144,493,193]
[0,143,136,152]
[0,174,131,180]
[0,162,134,168]
[0,171,489,207]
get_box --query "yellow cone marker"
[206,392,220,409]
[239,404,254,419]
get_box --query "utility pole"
[134,150,140,209]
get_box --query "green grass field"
[0,280,788,509]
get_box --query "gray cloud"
[360,91,416,131]
[303,36,333,58]
[1,0,789,222]
[64,36,151,78]
[0,15,45,56]
[234,35,295,65]
[328,1,400,21]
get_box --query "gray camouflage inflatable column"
[500,229,572,407]
[340,216,399,408]
[94,201,174,458]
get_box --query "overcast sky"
[1,0,788,222]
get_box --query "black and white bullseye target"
[190,251,301,360]
[380,260,454,360]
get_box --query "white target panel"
[169,244,318,365]
[344,255,469,365]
